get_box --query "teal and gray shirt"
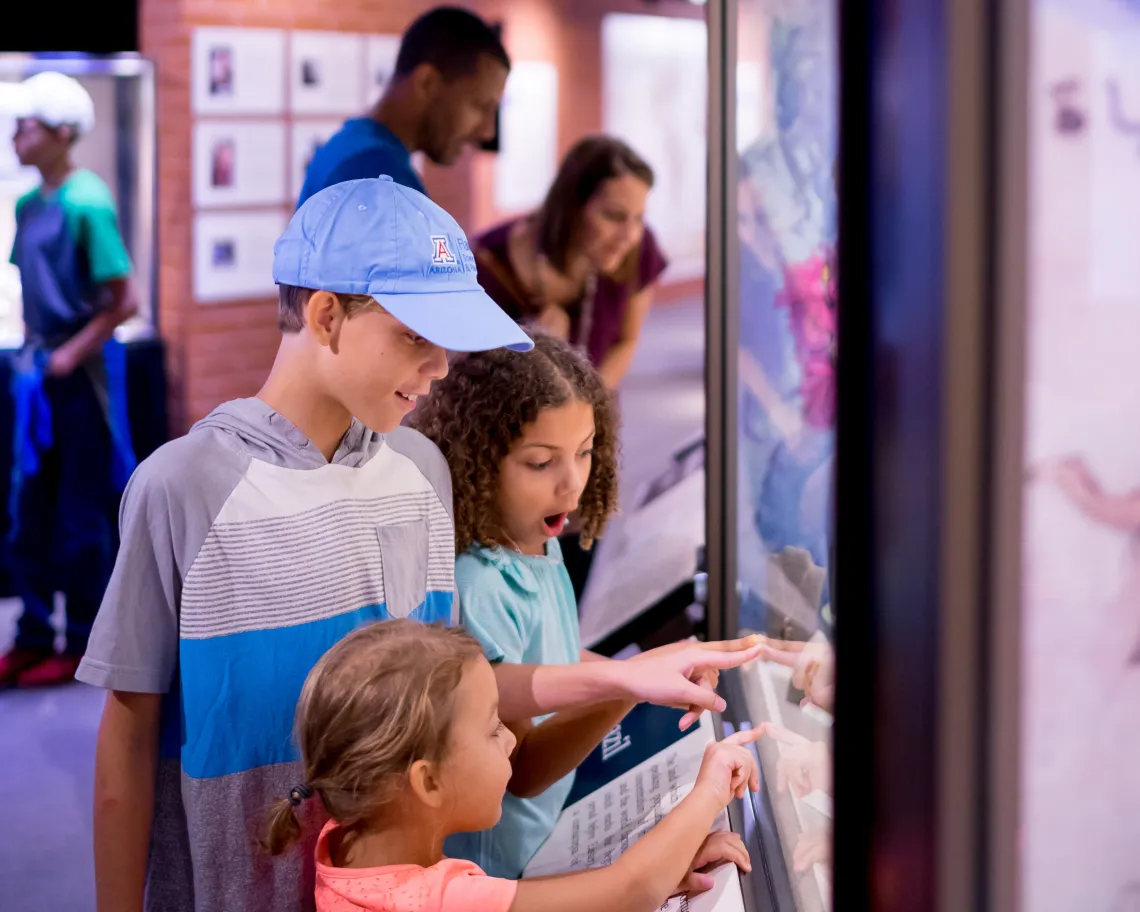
[11,168,132,349]
[444,538,582,878]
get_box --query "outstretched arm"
[1041,456,1140,531]
[506,698,634,798]
[492,637,764,725]
[509,729,763,912]
[1078,490,1140,530]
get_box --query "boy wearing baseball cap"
[77,177,758,912]
[75,174,527,912]
[0,71,138,687]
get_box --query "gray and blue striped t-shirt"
[76,398,457,912]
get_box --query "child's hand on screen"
[674,830,752,896]
[693,728,763,808]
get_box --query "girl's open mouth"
[543,513,568,535]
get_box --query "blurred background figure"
[0,72,137,688]
[472,135,668,391]
[298,6,508,204]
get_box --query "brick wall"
[142,0,703,432]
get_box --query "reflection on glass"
[1020,2,1140,909]
[733,0,837,908]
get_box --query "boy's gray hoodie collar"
[191,398,377,469]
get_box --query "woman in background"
[472,135,668,391]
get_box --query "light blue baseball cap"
[273,175,533,353]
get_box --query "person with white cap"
[0,71,138,688]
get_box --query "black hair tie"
[288,784,312,807]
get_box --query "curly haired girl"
[410,333,628,877]
[266,618,760,912]
[413,331,619,556]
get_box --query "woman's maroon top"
[471,219,669,367]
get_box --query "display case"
[700,0,1075,908]
[704,0,1140,907]
[704,0,837,908]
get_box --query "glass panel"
[0,55,156,347]
[1020,1,1140,908]
[733,0,837,907]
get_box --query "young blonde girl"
[266,619,761,912]
[411,333,725,879]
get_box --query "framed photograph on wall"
[192,27,286,115]
[193,210,287,303]
[289,120,343,204]
[365,34,401,101]
[193,121,288,208]
[290,31,367,115]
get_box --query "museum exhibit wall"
[141,0,706,431]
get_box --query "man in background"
[0,71,137,687]
[297,6,508,205]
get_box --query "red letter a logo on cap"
[430,235,456,265]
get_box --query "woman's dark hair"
[536,135,655,274]
[411,333,620,555]
[394,7,510,82]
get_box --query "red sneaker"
[0,648,52,687]
[16,653,83,688]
